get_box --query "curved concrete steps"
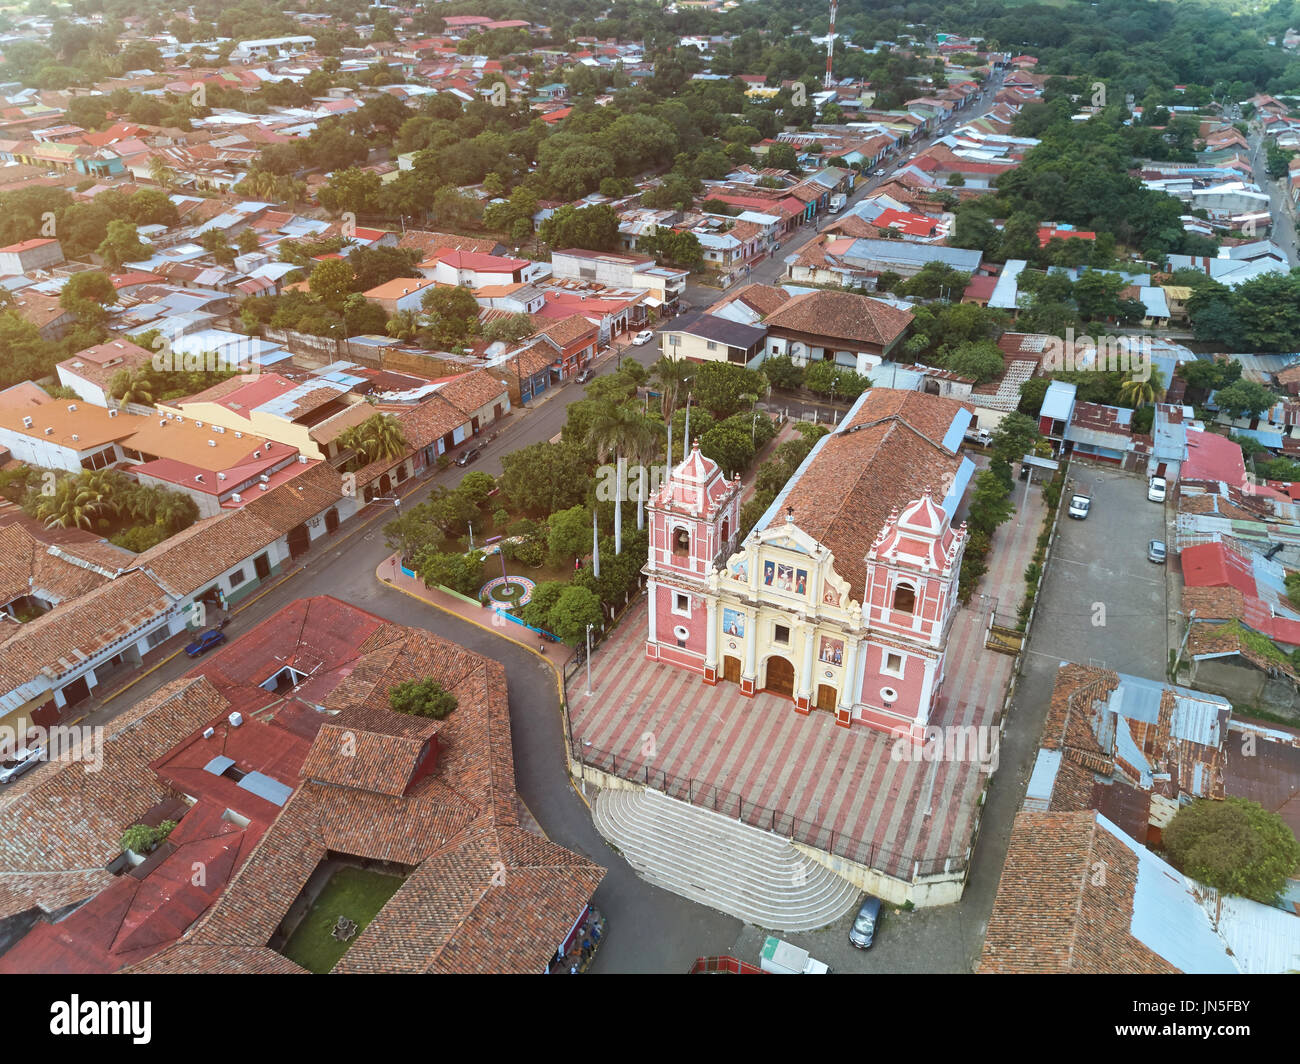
[593,787,861,931]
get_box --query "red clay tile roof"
[0,570,172,694]
[435,368,509,416]
[979,810,1176,973]
[762,289,913,348]
[126,606,605,974]
[135,510,282,595]
[0,676,230,920]
[775,389,970,600]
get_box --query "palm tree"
[588,403,657,554]
[149,154,177,190]
[33,477,110,531]
[651,355,693,422]
[1118,365,1166,410]
[386,309,423,341]
[342,413,408,466]
[111,368,154,405]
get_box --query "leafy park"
[384,356,842,646]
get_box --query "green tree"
[966,469,1015,535]
[339,412,407,464]
[1163,797,1300,904]
[421,285,481,349]
[388,678,458,719]
[990,412,1042,465]
[588,403,658,553]
[309,258,357,311]
[1213,379,1276,420]
[546,504,591,566]
[95,220,148,269]
[547,584,604,646]
[539,203,619,251]
[417,549,485,596]
[59,270,117,324]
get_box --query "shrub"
[388,678,458,719]
[1163,797,1300,903]
[120,820,176,855]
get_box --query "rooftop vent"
[208,439,216,447]
[257,482,268,491]
[253,450,261,458]
[107,409,118,418]
[227,712,243,728]
[258,474,269,483]
[195,474,204,482]
[21,416,31,428]
[43,427,53,435]
[66,403,76,412]
[234,431,242,438]
[297,454,308,463]
[213,425,225,433]
[71,434,78,442]
[202,727,214,739]
[217,472,226,481]
[231,492,242,503]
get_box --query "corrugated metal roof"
[1170,695,1223,746]
[236,770,292,806]
[1040,379,1075,421]
[1024,749,1061,809]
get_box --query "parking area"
[1028,463,1172,682]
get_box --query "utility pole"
[585,623,594,695]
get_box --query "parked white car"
[1147,476,1167,503]
[632,330,654,346]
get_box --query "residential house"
[762,289,914,374]
[659,311,767,368]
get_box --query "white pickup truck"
[760,935,831,974]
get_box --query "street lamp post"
[585,623,594,695]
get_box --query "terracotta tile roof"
[135,510,282,596]
[0,676,229,920]
[301,722,437,797]
[978,810,1176,974]
[0,571,172,694]
[387,394,466,450]
[307,401,374,445]
[239,463,343,535]
[1182,585,1245,619]
[397,230,499,257]
[761,289,913,348]
[435,368,508,416]
[775,389,970,600]
[505,339,554,378]
[129,614,605,974]
[531,313,597,348]
[1188,620,1299,680]
[0,524,110,607]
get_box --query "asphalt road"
[1249,129,1298,264]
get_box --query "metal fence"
[571,741,968,882]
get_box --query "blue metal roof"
[236,770,292,807]
[203,755,235,776]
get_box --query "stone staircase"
[593,787,861,931]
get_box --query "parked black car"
[456,447,481,467]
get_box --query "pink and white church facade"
[644,391,974,740]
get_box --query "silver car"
[848,895,882,949]
[1148,540,1167,564]
[0,746,45,785]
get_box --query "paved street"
[1250,129,1298,265]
